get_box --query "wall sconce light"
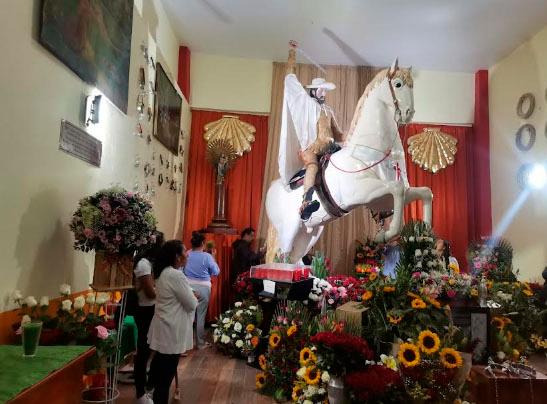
[85,94,102,126]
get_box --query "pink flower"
[412,272,421,279]
[96,325,109,340]
[83,228,94,238]
[447,290,457,298]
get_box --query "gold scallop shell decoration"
[407,128,458,173]
[206,138,237,166]
[203,115,256,156]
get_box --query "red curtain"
[182,110,268,319]
[401,124,474,271]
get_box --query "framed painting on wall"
[39,0,134,113]
[153,63,182,155]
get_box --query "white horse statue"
[266,59,433,263]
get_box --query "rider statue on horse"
[279,41,344,220]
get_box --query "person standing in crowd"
[133,232,164,403]
[435,238,460,271]
[147,240,198,404]
[184,231,220,349]
[231,227,265,284]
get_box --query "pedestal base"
[206,223,237,234]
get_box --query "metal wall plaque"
[59,120,102,167]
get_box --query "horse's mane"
[346,68,413,142]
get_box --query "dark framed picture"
[451,305,490,364]
[39,0,134,113]
[153,63,182,155]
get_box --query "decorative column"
[203,115,256,233]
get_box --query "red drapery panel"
[183,110,268,319]
[401,124,474,271]
[177,46,191,101]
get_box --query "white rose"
[234,302,242,308]
[12,290,23,303]
[423,249,429,256]
[235,340,244,348]
[220,334,231,344]
[409,236,415,242]
[245,310,252,315]
[74,296,86,310]
[497,351,506,361]
[415,249,422,257]
[21,315,32,325]
[234,322,243,332]
[96,292,109,305]
[39,296,49,307]
[85,293,96,305]
[59,283,71,296]
[416,261,422,268]
[248,306,257,311]
[25,296,38,307]
[236,310,243,317]
[232,333,236,338]
[427,260,434,268]
[321,371,330,383]
[318,388,326,395]
[61,299,72,312]
[296,367,307,379]
[222,317,230,324]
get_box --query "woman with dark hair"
[133,232,164,403]
[147,240,198,404]
[435,239,460,271]
[184,231,220,349]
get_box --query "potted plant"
[70,186,157,289]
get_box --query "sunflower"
[255,372,266,389]
[258,354,267,370]
[368,272,378,281]
[299,347,316,366]
[487,280,493,289]
[427,296,441,309]
[251,336,259,347]
[303,366,321,385]
[411,298,427,309]
[362,290,374,301]
[407,291,421,299]
[246,324,255,332]
[269,332,281,348]
[388,314,403,324]
[292,385,302,401]
[448,262,460,273]
[470,288,478,297]
[418,330,441,354]
[440,348,462,369]
[383,286,396,293]
[491,316,505,329]
[398,342,421,367]
[287,324,298,337]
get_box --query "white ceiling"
[160,0,547,72]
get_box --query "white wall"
[0,0,190,309]
[191,52,273,113]
[190,52,474,123]
[489,24,547,281]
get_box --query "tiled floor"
[117,348,274,404]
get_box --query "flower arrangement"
[345,364,405,403]
[257,302,316,401]
[70,186,157,254]
[212,301,262,357]
[310,252,331,279]
[291,346,329,404]
[467,238,515,282]
[232,273,255,301]
[396,330,465,403]
[310,331,374,377]
[354,239,383,278]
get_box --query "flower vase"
[93,251,134,290]
[22,321,42,357]
[327,375,346,404]
[454,351,472,390]
[320,294,327,315]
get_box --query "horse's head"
[381,58,415,124]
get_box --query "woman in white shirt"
[147,240,198,404]
[133,232,163,404]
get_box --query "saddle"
[288,144,348,218]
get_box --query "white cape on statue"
[278,74,321,189]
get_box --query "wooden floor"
[117,348,274,404]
